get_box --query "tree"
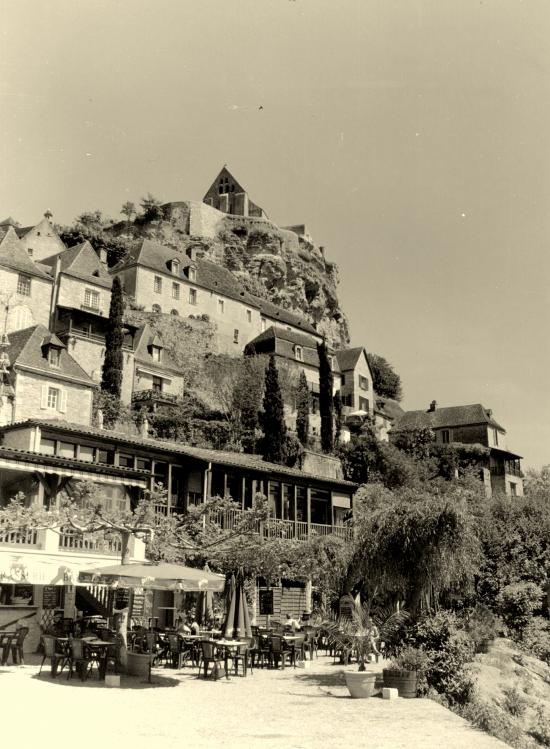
[333,392,343,447]
[259,355,287,464]
[139,193,164,221]
[367,352,403,401]
[100,276,124,417]
[76,210,105,231]
[121,201,136,224]
[317,340,334,453]
[296,370,310,446]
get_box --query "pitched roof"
[1,419,357,489]
[251,295,318,336]
[41,241,112,289]
[246,325,321,352]
[0,228,53,280]
[115,239,258,306]
[245,326,340,372]
[132,324,182,376]
[374,395,404,422]
[394,404,505,432]
[335,347,365,372]
[0,217,19,227]
[6,325,95,386]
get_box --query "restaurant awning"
[78,562,225,592]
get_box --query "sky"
[1,0,549,468]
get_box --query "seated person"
[176,616,191,635]
[190,617,201,636]
[284,613,301,632]
[44,612,65,637]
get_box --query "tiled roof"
[335,347,365,372]
[247,325,320,351]
[133,324,182,376]
[245,327,340,373]
[115,239,258,306]
[1,419,357,489]
[251,295,318,336]
[0,227,53,280]
[41,241,112,289]
[394,404,505,432]
[374,395,404,422]
[7,325,96,387]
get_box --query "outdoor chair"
[197,640,226,680]
[0,632,14,666]
[249,635,269,669]
[67,638,102,681]
[166,634,189,669]
[302,627,318,660]
[39,636,69,678]
[231,637,253,677]
[288,634,306,664]
[9,627,29,665]
[268,635,294,669]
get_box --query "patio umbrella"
[195,564,215,624]
[78,562,225,592]
[223,574,252,640]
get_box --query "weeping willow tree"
[344,482,482,614]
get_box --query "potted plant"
[466,605,499,653]
[326,600,408,699]
[383,646,428,698]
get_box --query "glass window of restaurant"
[210,469,225,498]
[153,462,168,489]
[225,473,242,504]
[187,471,203,507]
[243,477,254,509]
[0,584,34,606]
[296,486,307,522]
[282,484,293,520]
[268,481,281,519]
[311,488,331,525]
[170,466,185,510]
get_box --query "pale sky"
[1,0,549,468]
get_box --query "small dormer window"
[171,259,180,275]
[151,345,161,363]
[17,274,31,297]
[295,345,303,362]
[48,348,61,367]
[188,266,197,282]
[27,248,33,257]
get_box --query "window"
[151,345,161,362]
[188,267,196,282]
[84,288,100,310]
[118,454,135,468]
[261,318,266,332]
[96,449,114,465]
[136,457,151,471]
[171,259,179,275]
[218,299,225,315]
[358,397,369,412]
[47,387,59,410]
[295,345,303,361]
[359,375,369,391]
[48,348,61,367]
[40,438,56,456]
[59,442,75,459]
[509,482,517,497]
[170,309,179,316]
[441,429,450,444]
[341,374,346,386]
[153,276,162,293]
[152,304,161,313]
[246,309,252,323]
[79,445,94,462]
[17,274,31,296]
[27,248,33,257]
[233,329,239,344]
[152,376,163,393]
[493,429,499,446]
[172,282,180,300]
[189,288,197,305]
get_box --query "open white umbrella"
[78,562,225,592]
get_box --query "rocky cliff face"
[110,201,350,349]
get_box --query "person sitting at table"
[190,617,201,636]
[176,616,191,635]
[284,613,301,632]
[44,611,65,637]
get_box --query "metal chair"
[39,636,69,677]
[9,627,29,665]
[231,637,253,677]
[0,632,15,665]
[67,638,102,681]
[197,641,226,679]
[269,635,294,669]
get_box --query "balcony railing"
[132,389,179,405]
[206,508,352,542]
[0,528,39,546]
[58,526,123,555]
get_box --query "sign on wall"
[259,589,274,616]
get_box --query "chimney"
[486,409,492,418]
[44,209,53,222]
[428,400,437,412]
[319,246,325,258]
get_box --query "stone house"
[0,213,66,263]
[335,347,375,418]
[0,324,96,426]
[393,402,523,497]
[131,324,184,412]
[251,294,321,341]
[245,326,341,439]
[0,227,53,333]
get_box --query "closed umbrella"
[223,574,252,640]
[196,564,214,625]
[223,574,237,639]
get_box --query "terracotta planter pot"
[344,670,381,698]
[382,668,418,698]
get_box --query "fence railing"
[0,528,39,546]
[58,526,123,555]
[206,508,351,542]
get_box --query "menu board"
[114,588,130,610]
[42,586,59,609]
[339,594,354,619]
[259,589,274,616]
[131,590,145,618]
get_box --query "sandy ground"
[0,653,507,749]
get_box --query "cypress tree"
[260,355,287,464]
[334,391,343,447]
[101,276,124,399]
[296,369,310,446]
[317,339,334,453]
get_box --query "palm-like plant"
[325,600,408,672]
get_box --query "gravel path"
[1,655,507,748]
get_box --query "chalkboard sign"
[259,589,274,616]
[114,588,130,610]
[42,586,59,609]
[339,594,355,620]
[131,591,145,618]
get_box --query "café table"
[209,639,248,679]
[83,638,113,679]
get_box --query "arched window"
[170,309,179,316]
[152,304,161,314]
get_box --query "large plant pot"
[126,652,152,678]
[383,668,418,698]
[344,670,380,699]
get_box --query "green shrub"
[520,616,550,664]
[459,699,525,748]
[388,646,429,672]
[502,686,528,718]
[530,704,550,747]
[498,581,543,635]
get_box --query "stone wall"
[57,275,111,318]
[0,268,52,332]
[14,371,93,426]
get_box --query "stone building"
[131,324,184,412]
[202,166,267,218]
[393,402,524,497]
